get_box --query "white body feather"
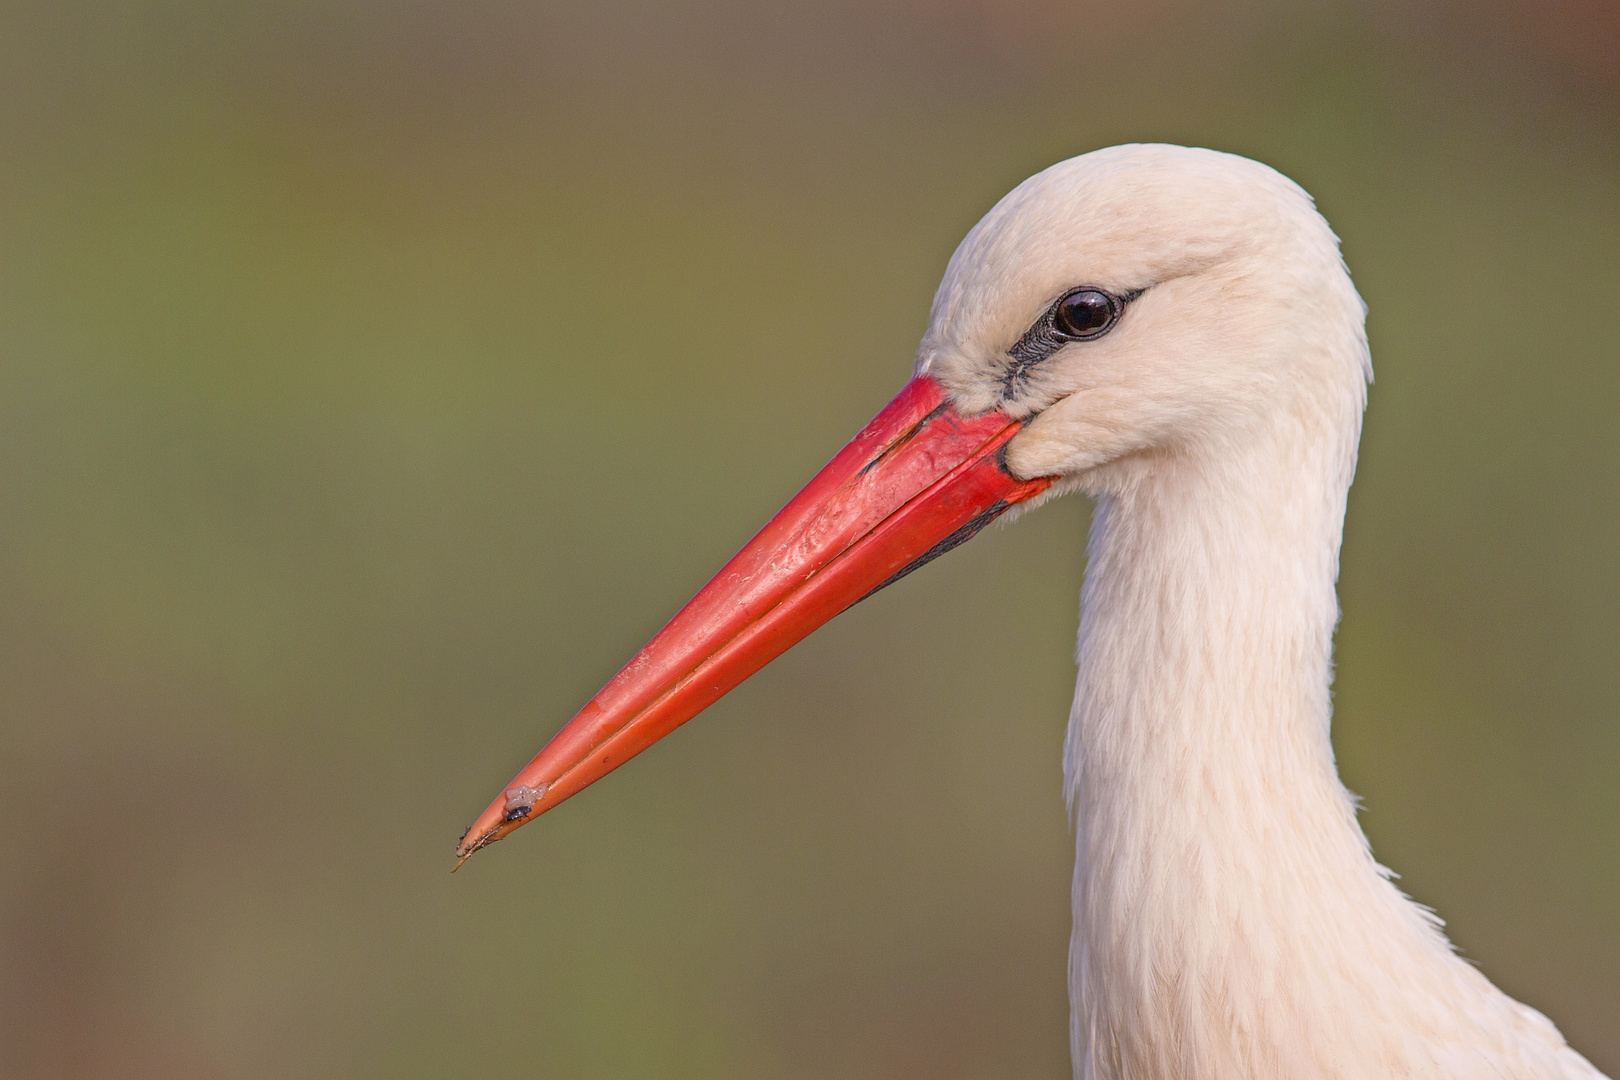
[918,145,1606,1080]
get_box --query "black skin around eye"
[1000,286,1139,400]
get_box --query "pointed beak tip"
[453,776,561,862]
[453,816,502,863]
[453,827,501,866]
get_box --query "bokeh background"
[1,1,1616,1077]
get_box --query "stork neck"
[1063,406,1604,1079]
[1071,421,1352,807]
[1066,415,1388,1075]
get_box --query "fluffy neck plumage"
[1064,405,1602,1080]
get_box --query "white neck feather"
[1065,394,1603,1080]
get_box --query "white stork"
[457,144,1607,1080]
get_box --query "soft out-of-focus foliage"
[0,2,1615,1077]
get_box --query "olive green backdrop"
[1,2,1616,1077]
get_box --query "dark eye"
[1052,288,1119,339]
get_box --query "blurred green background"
[1,1,1616,1077]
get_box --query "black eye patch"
[1000,286,1141,399]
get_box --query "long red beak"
[456,375,1054,862]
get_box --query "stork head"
[455,144,1370,860]
[924,144,1370,487]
